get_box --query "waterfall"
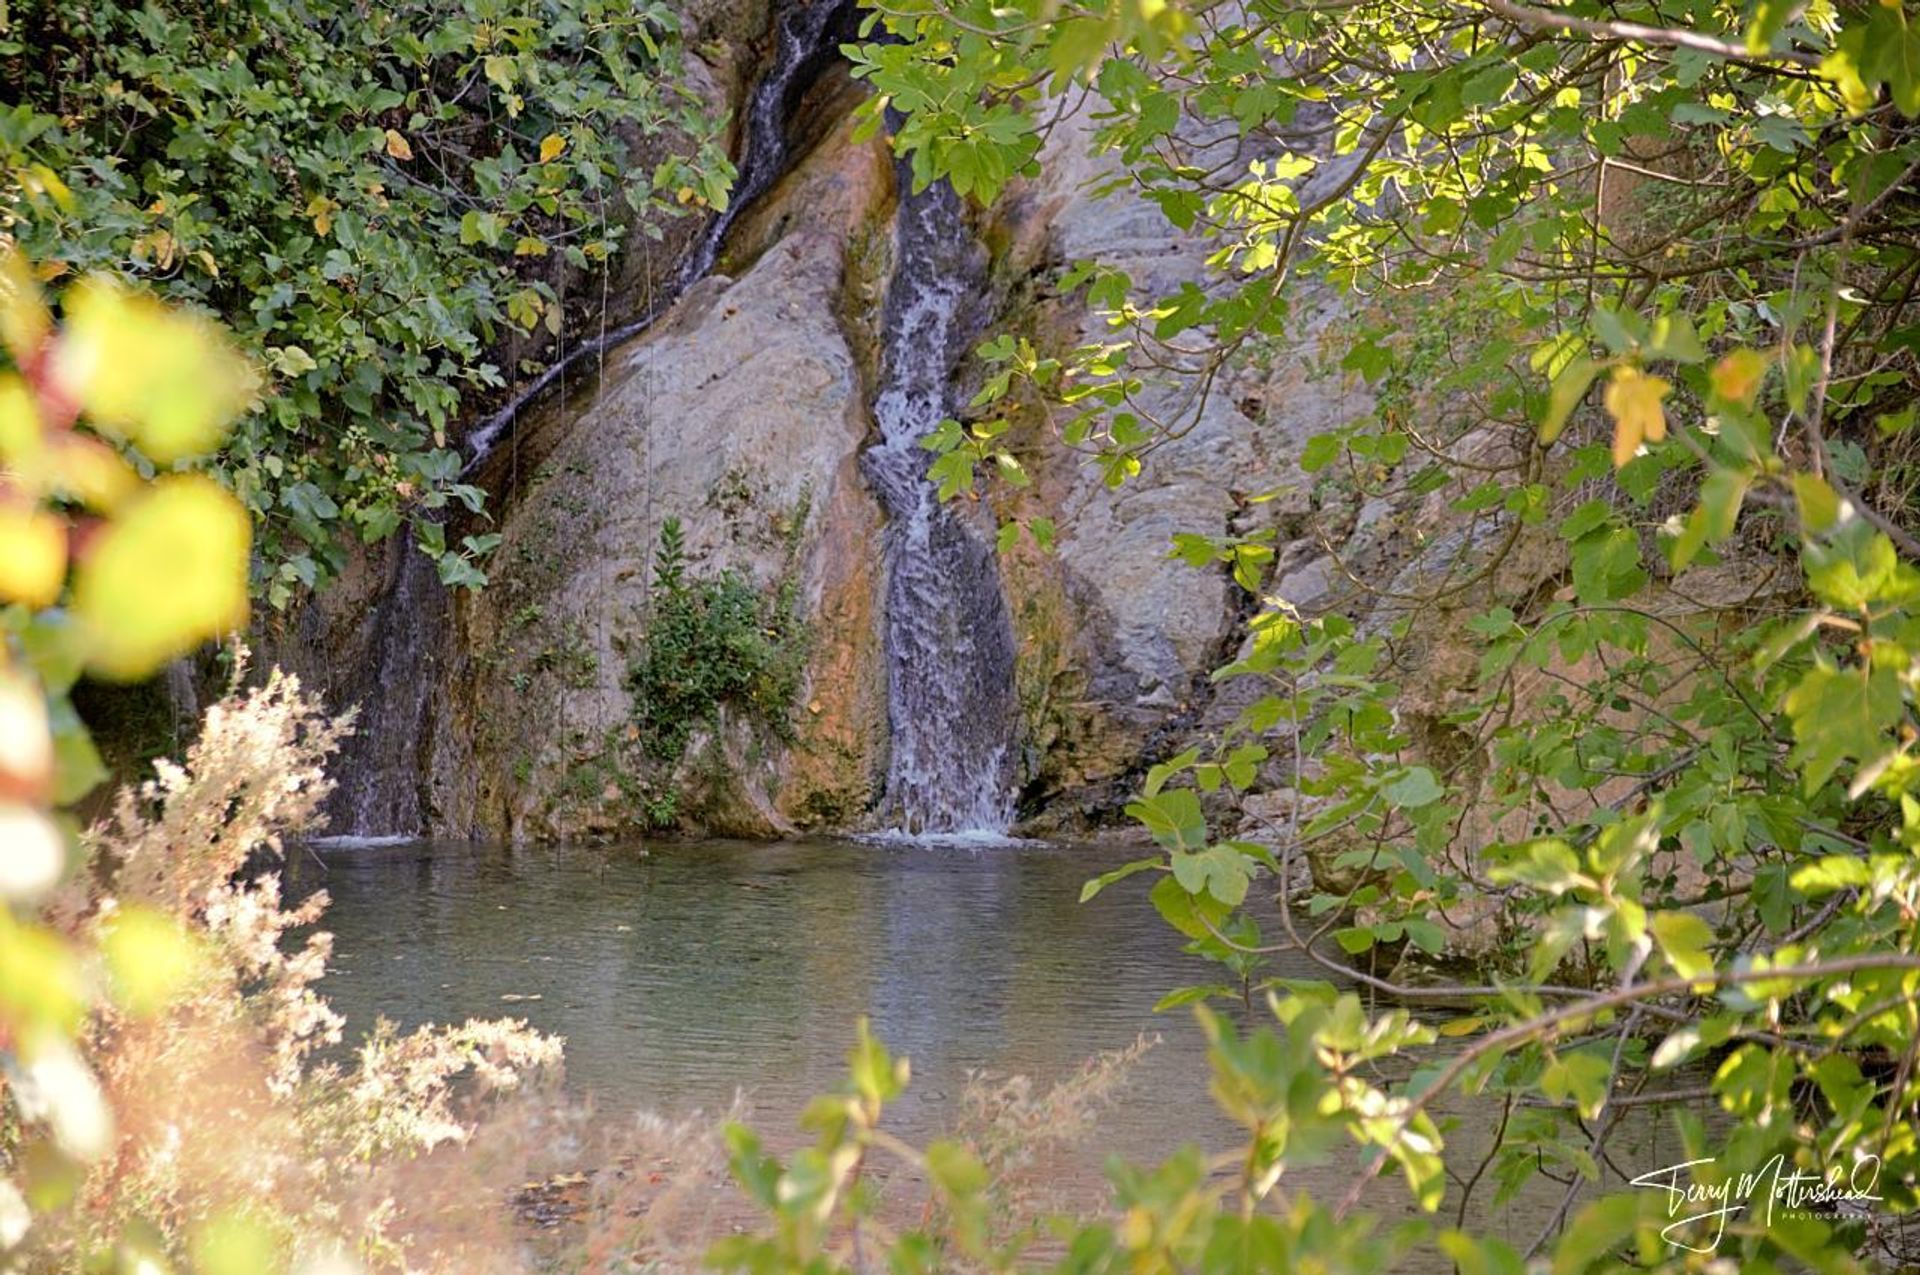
[324,0,853,839]
[328,533,448,840]
[861,177,1020,838]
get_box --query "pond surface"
[291,837,1246,1161]
[289,837,1714,1259]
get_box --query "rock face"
[266,28,1587,844]
[266,65,1396,840]
[973,105,1376,827]
[431,119,897,839]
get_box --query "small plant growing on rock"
[626,517,808,767]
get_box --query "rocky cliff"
[262,9,1597,843]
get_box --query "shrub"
[2,668,568,1272]
[626,518,808,766]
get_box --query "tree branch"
[1484,0,1820,68]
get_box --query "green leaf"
[1382,765,1443,809]
[1080,856,1160,903]
[1153,984,1236,1011]
[1127,788,1208,851]
[1402,917,1448,955]
[1650,910,1715,979]
[1150,873,1231,940]
[1144,746,1201,796]
[1646,312,1705,363]
[1570,527,1644,603]
[848,1017,907,1105]
[1491,840,1586,895]
[1542,1051,1612,1119]
[925,1140,987,1197]
[1669,467,1750,570]
[1334,926,1375,954]
[1169,845,1254,905]
[1784,663,1903,792]
[1539,355,1598,444]
[1550,1194,1643,1275]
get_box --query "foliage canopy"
[1,0,732,602]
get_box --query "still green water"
[288,837,1713,1255]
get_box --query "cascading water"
[861,176,1020,837]
[325,0,852,839]
[462,0,855,470]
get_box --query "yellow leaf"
[539,133,566,163]
[1436,1016,1485,1037]
[190,1211,279,1275]
[513,236,549,257]
[305,194,336,237]
[384,128,414,161]
[102,905,204,1016]
[23,164,73,212]
[0,372,43,466]
[0,502,66,608]
[72,475,250,680]
[50,276,255,464]
[1709,348,1769,407]
[1602,365,1670,468]
[0,915,88,1039]
[0,248,51,364]
[45,434,139,513]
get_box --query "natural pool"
[288,837,1716,1259]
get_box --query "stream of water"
[861,179,1020,837]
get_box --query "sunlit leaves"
[0,250,50,364]
[52,277,254,465]
[1491,839,1588,896]
[1602,366,1670,468]
[1650,910,1715,980]
[0,503,64,608]
[1784,662,1903,793]
[1668,466,1750,571]
[188,1211,282,1275]
[1538,355,1598,445]
[73,476,250,680]
[848,1017,907,1108]
[0,912,86,1041]
[1541,1052,1612,1120]
[100,905,204,1017]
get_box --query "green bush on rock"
[627,516,808,767]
